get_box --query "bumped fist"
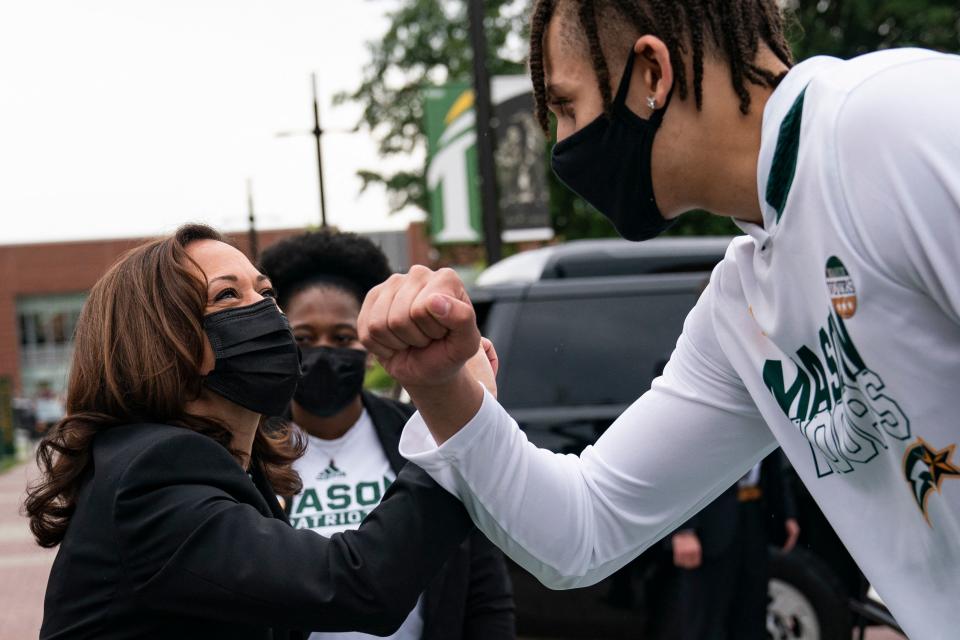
[358,266,496,395]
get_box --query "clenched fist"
[358,265,496,398]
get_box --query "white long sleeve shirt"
[400,48,960,639]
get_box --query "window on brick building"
[16,293,88,397]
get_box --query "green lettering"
[803,410,853,476]
[860,369,911,441]
[763,358,811,422]
[840,384,888,448]
[295,489,323,514]
[355,482,382,507]
[797,346,832,417]
[828,313,865,380]
[834,404,879,465]
[327,484,350,510]
[818,328,843,404]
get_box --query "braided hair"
[528,0,794,132]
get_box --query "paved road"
[0,459,56,639]
[0,457,908,640]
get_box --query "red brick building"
[0,224,431,397]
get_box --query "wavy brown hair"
[24,224,304,548]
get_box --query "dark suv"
[470,238,900,640]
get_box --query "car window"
[499,291,699,410]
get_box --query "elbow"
[363,618,404,638]
[524,536,643,591]
[362,602,412,637]
[350,588,417,636]
[340,609,406,637]
[521,554,603,591]
[537,571,596,591]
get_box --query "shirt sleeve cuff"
[398,383,498,496]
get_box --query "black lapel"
[362,391,407,474]
[362,391,456,637]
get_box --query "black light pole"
[246,178,259,261]
[311,73,329,228]
[467,0,502,265]
[275,74,344,229]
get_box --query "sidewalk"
[0,458,56,639]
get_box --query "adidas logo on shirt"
[315,461,346,481]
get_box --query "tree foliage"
[336,0,527,213]
[789,0,960,61]
[342,0,960,240]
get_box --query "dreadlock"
[528,0,795,132]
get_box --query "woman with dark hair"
[258,229,514,640]
[24,224,493,640]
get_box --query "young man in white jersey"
[357,1,960,637]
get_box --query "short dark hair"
[529,0,795,132]
[259,229,394,309]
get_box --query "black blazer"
[679,449,797,558]
[40,420,477,639]
[360,391,515,640]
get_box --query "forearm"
[406,369,484,445]
[316,464,475,631]
[403,388,605,587]
[132,465,473,635]
[464,532,516,640]
[465,605,516,640]
[401,384,776,589]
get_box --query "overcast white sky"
[0,0,423,245]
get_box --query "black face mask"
[203,298,302,417]
[293,346,367,418]
[551,50,675,241]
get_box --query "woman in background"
[26,224,492,640]
[259,229,515,640]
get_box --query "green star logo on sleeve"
[903,437,960,525]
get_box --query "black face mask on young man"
[203,298,302,417]
[293,346,367,418]
[551,49,675,241]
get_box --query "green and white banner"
[424,76,552,244]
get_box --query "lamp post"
[246,178,259,261]
[310,73,328,228]
[467,0,502,265]
[276,73,340,228]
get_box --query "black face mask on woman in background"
[551,49,676,241]
[293,346,367,418]
[203,298,302,417]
